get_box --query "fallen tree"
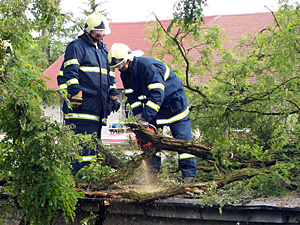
[84,123,212,190]
[76,123,276,204]
[0,122,291,204]
[83,167,263,202]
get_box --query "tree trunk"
[97,144,124,168]
[122,168,263,202]
[89,145,158,190]
[84,168,263,202]
[125,123,212,159]
[42,27,50,61]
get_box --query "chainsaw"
[135,124,156,151]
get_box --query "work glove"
[110,95,121,112]
[135,113,149,126]
[71,90,82,110]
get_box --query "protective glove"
[135,113,149,126]
[71,90,82,110]
[110,95,121,112]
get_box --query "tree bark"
[125,123,212,159]
[84,168,263,202]
[121,167,263,202]
[97,144,124,169]
[89,145,158,190]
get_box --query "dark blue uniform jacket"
[59,34,117,125]
[121,57,189,126]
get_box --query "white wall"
[43,92,127,136]
[43,103,63,123]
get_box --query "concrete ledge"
[2,194,300,224]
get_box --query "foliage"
[76,154,117,184]
[145,0,300,205]
[30,0,64,33]
[0,39,87,223]
[0,0,102,224]
[82,0,109,17]
[170,0,207,32]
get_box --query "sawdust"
[131,160,166,193]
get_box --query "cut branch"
[121,167,264,202]
[85,123,211,191]
[88,145,158,190]
[97,144,124,169]
[126,123,212,159]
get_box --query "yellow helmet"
[108,43,134,68]
[84,12,111,35]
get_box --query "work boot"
[182,176,194,184]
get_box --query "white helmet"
[108,43,134,68]
[84,12,111,35]
[108,43,144,68]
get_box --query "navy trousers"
[66,120,100,174]
[149,118,197,177]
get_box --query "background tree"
[31,0,65,62]
[0,0,93,223]
[2,0,300,222]
[146,0,300,201]
[82,0,108,16]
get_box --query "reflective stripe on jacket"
[121,57,189,126]
[61,35,117,124]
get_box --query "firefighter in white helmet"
[108,43,197,183]
[59,13,120,174]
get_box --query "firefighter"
[57,31,87,120]
[108,43,197,183]
[61,13,121,174]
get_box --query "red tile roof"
[206,12,274,46]
[194,12,275,85]
[43,54,64,89]
[104,20,163,89]
[43,12,275,89]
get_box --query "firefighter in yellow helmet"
[84,12,111,36]
[108,43,197,183]
[59,13,120,174]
